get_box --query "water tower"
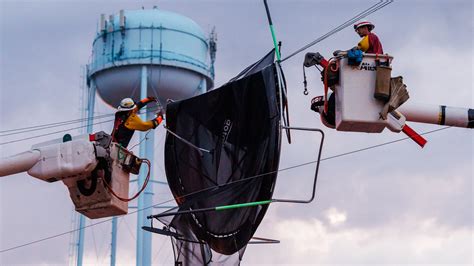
[77,7,216,266]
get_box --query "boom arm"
[0,150,40,177]
[399,103,473,128]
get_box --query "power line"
[0,125,453,254]
[0,107,162,145]
[0,107,161,137]
[0,198,176,254]
[0,113,115,135]
[0,113,115,137]
[0,119,115,146]
[281,0,393,62]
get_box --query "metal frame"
[146,126,324,219]
[272,126,324,204]
[248,236,280,245]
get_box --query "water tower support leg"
[77,79,96,266]
[110,217,117,266]
[137,65,153,266]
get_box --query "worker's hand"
[148,96,157,102]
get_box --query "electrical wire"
[281,0,393,63]
[0,197,176,254]
[0,107,160,137]
[0,125,454,254]
[89,219,100,263]
[0,119,114,146]
[128,130,152,150]
[282,0,390,62]
[103,159,152,202]
[0,113,115,136]
[0,108,161,146]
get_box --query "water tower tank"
[87,8,215,108]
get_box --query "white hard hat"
[354,21,375,31]
[118,98,136,111]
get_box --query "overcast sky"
[0,0,472,265]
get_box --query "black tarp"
[161,50,281,265]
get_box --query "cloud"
[245,217,472,265]
[325,207,347,226]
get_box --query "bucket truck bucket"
[335,53,395,133]
[63,143,132,219]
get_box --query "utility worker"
[111,97,164,148]
[354,21,383,54]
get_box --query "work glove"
[156,109,164,118]
[332,50,343,56]
[152,114,163,129]
[147,96,157,102]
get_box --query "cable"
[282,0,390,62]
[128,130,152,150]
[0,119,114,146]
[281,0,393,63]
[0,107,160,137]
[103,159,152,202]
[0,108,161,146]
[89,220,100,263]
[0,113,115,135]
[0,197,176,254]
[0,125,455,253]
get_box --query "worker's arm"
[135,96,157,110]
[124,112,163,131]
[368,33,384,54]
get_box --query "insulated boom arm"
[398,103,473,128]
[0,150,40,177]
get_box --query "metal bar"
[164,126,212,156]
[275,62,291,143]
[129,206,176,209]
[149,206,216,219]
[148,200,272,219]
[136,65,147,266]
[248,236,280,244]
[110,218,117,266]
[263,0,281,61]
[272,126,325,204]
[216,200,272,211]
[143,107,154,266]
[76,79,97,266]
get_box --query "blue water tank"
[87,8,215,108]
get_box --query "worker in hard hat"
[111,97,164,148]
[354,21,384,54]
